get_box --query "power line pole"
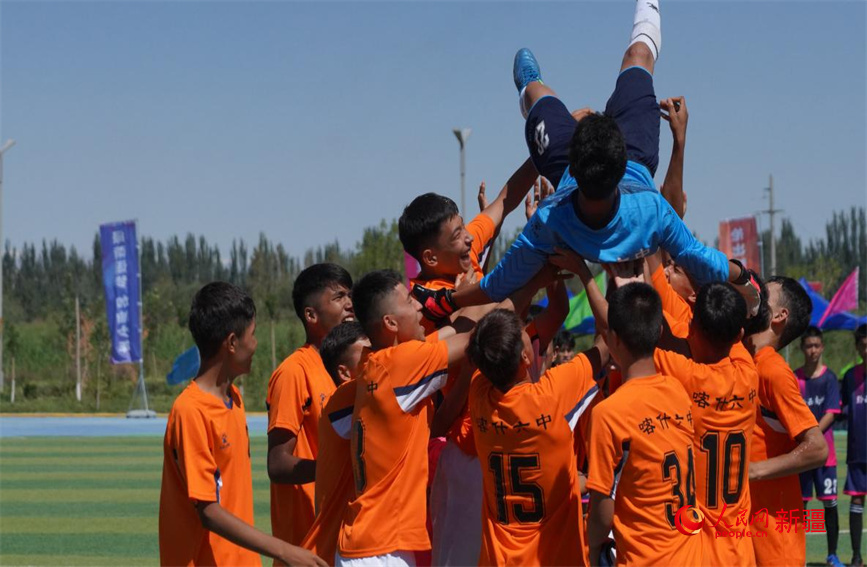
[762,174,783,278]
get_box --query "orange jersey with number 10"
[654,343,758,566]
[470,353,600,567]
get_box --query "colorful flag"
[99,220,142,364]
[563,272,607,334]
[719,216,761,271]
[818,267,860,326]
[166,346,201,385]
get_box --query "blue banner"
[100,221,142,364]
[167,346,201,385]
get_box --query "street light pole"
[452,128,472,216]
[0,139,17,392]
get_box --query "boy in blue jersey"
[795,326,844,567]
[842,324,867,567]
[411,0,760,321]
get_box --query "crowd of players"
[157,1,867,566]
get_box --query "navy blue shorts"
[523,66,660,185]
[845,463,867,496]
[800,465,838,501]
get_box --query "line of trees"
[0,207,863,412]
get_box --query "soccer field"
[0,432,855,566]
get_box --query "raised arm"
[659,96,687,218]
[478,158,539,231]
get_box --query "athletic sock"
[824,501,839,556]
[629,0,661,61]
[852,502,864,561]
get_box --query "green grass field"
[0,433,859,566]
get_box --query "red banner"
[719,217,761,272]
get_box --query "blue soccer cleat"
[826,554,844,567]
[513,48,542,92]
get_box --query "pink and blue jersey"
[842,364,866,465]
[795,366,841,467]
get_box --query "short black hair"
[467,309,524,392]
[568,113,627,200]
[292,263,353,322]
[189,281,256,361]
[398,193,460,262]
[320,321,367,384]
[854,324,866,342]
[693,282,747,348]
[352,269,404,335]
[801,326,823,344]
[608,282,662,358]
[743,270,771,338]
[769,276,812,349]
[553,329,576,351]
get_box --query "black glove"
[411,283,458,321]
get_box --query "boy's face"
[857,337,867,361]
[308,283,354,335]
[229,318,257,376]
[383,283,426,342]
[801,336,824,364]
[338,337,372,383]
[428,215,474,276]
[664,261,696,306]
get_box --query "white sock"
[518,86,529,119]
[629,0,661,61]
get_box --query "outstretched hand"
[550,246,593,283]
[603,259,646,288]
[525,176,554,220]
[477,181,488,212]
[660,96,688,145]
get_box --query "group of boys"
[158,1,866,566]
[794,325,867,567]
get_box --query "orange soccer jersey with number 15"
[338,339,449,559]
[587,374,701,567]
[750,346,818,567]
[470,353,600,567]
[301,379,356,566]
[159,382,260,567]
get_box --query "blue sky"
[1,1,864,262]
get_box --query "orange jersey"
[159,382,260,567]
[654,343,758,566]
[339,340,449,558]
[470,353,599,567]
[301,380,356,566]
[651,264,691,339]
[409,214,496,457]
[410,212,496,335]
[749,346,818,567]
[266,344,336,546]
[587,374,701,567]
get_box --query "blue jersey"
[479,161,730,302]
[795,366,841,466]
[842,364,866,464]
